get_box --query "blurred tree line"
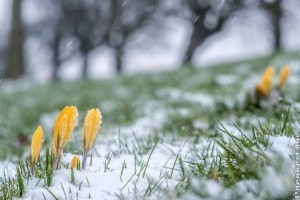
[0,0,295,80]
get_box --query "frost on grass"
[24,137,190,199]
[24,107,296,199]
[1,56,299,199]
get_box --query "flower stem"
[82,151,89,169]
[53,153,61,170]
[30,164,35,176]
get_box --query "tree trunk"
[4,0,25,79]
[182,17,206,66]
[263,0,282,51]
[52,35,61,81]
[82,53,89,78]
[272,1,282,51]
[115,47,123,74]
[273,15,281,51]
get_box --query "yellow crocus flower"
[52,106,78,168]
[279,65,290,88]
[82,108,102,169]
[263,67,274,90]
[83,108,102,151]
[30,126,44,173]
[256,67,275,97]
[70,156,79,169]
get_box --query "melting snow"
[157,88,214,107]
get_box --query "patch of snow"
[0,162,16,181]
[24,141,191,199]
[192,120,209,130]
[238,116,267,127]
[157,88,214,108]
[261,162,294,199]
[267,136,293,159]
[177,108,190,117]
[215,74,238,86]
[0,77,50,92]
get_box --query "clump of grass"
[190,105,295,190]
[215,125,270,186]
[190,122,272,187]
[0,170,22,199]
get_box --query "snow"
[192,120,209,130]
[0,162,16,180]
[267,136,293,159]
[24,138,191,199]
[157,88,215,108]
[215,74,238,86]
[0,92,297,199]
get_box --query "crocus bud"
[52,106,78,168]
[82,108,102,169]
[83,108,102,152]
[256,67,275,97]
[279,65,290,88]
[70,156,79,169]
[30,126,44,173]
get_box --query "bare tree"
[103,0,160,73]
[4,0,25,79]
[182,0,242,66]
[33,0,161,79]
[260,0,283,51]
[59,0,105,78]
[63,0,160,75]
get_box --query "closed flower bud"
[82,108,102,169]
[52,106,78,168]
[83,108,102,152]
[70,156,79,169]
[279,65,290,88]
[256,67,275,97]
[30,126,44,173]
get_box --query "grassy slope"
[0,52,294,158]
[0,52,298,198]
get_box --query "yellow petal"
[264,66,275,77]
[263,67,274,84]
[70,156,79,169]
[256,83,268,97]
[83,108,102,152]
[257,66,274,97]
[52,106,78,157]
[30,126,44,166]
[263,74,272,95]
[279,65,290,88]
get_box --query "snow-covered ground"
[0,61,297,199]
[9,101,293,199]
